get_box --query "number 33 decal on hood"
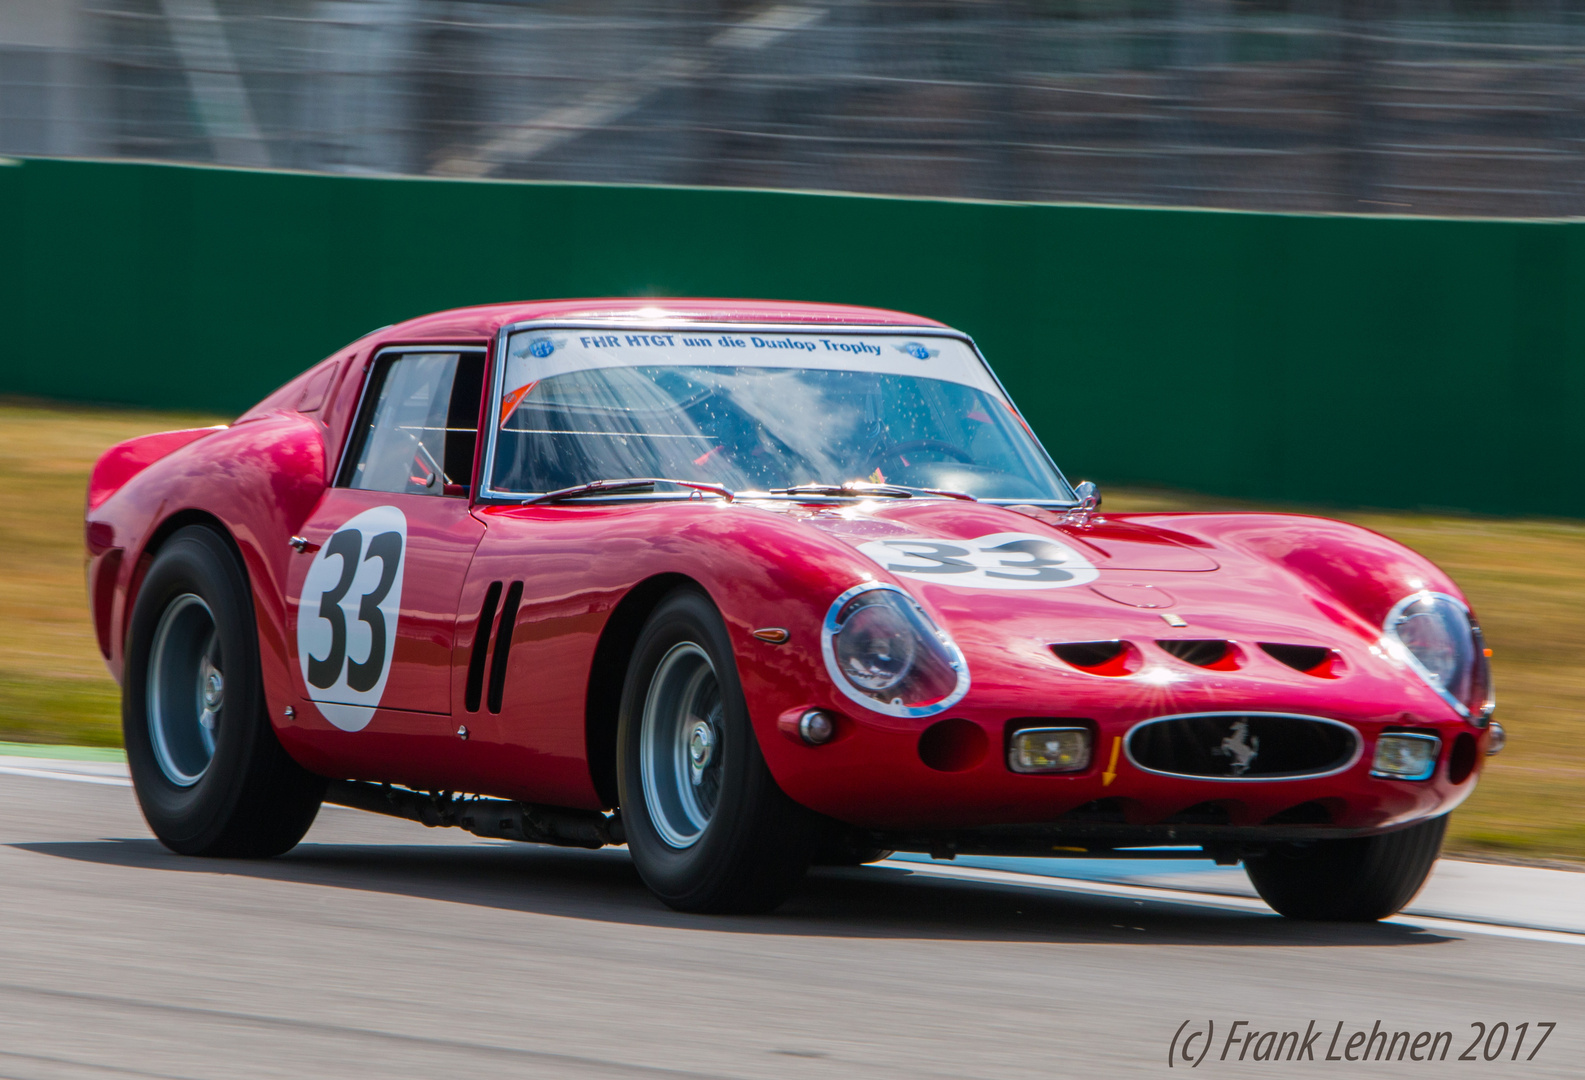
[858,532,1099,590]
[296,505,407,731]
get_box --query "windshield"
[487,329,1072,502]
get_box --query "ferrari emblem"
[1213,719,1260,776]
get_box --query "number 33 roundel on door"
[296,505,408,732]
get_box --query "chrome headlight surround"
[1382,591,1494,725]
[820,582,970,718]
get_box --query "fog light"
[798,710,836,746]
[1485,720,1505,756]
[1371,733,1440,780]
[1008,727,1092,774]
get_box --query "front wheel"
[123,525,326,857]
[1244,815,1447,922]
[616,588,815,913]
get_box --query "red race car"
[85,299,1501,918]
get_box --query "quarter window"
[340,350,485,496]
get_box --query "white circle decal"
[857,531,1099,590]
[296,505,407,731]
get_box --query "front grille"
[1126,712,1360,780]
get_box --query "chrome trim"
[1485,720,1505,756]
[1122,711,1364,782]
[1007,725,1093,774]
[1380,590,1476,720]
[479,319,1079,506]
[819,581,970,719]
[1470,623,1496,726]
[331,345,487,491]
[1370,732,1442,781]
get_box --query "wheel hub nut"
[688,720,715,771]
[202,667,223,709]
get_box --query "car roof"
[369,298,950,345]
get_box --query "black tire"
[616,587,816,913]
[123,525,326,857]
[1244,815,1447,922]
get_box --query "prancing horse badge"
[1213,719,1261,776]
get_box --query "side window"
[339,351,485,497]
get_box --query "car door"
[286,347,487,783]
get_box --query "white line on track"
[0,764,131,787]
[0,761,366,807]
[880,860,1585,946]
[5,759,1581,944]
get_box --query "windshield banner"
[501,330,1002,400]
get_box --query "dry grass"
[0,399,228,745]
[1,400,1579,862]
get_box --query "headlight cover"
[1383,591,1494,723]
[821,583,969,718]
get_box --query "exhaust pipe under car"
[325,779,624,849]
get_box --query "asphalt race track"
[1,768,1580,1079]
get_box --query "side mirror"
[1073,480,1101,510]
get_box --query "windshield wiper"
[870,483,977,501]
[767,481,976,501]
[522,478,734,506]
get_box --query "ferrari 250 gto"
[85,298,1501,917]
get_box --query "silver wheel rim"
[640,642,724,849]
[147,593,221,787]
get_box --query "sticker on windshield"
[858,532,1099,590]
[296,505,407,731]
[502,329,1004,396]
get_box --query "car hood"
[770,498,1384,654]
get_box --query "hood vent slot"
[1259,642,1338,677]
[1157,639,1238,669]
[1050,640,1138,676]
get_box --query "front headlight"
[1383,591,1494,723]
[821,583,970,717]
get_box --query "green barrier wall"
[3,157,1581,516]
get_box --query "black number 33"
[306,528,404,690]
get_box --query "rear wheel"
[124,525,325,857]
[1244,815,1447,922]
[617,588,815,913]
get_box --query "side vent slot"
[1157,639,1240,670]
[463,581,503,713]
[487,581,525,715]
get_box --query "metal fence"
[9,0,1585,216]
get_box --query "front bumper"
[762,701,1492,837]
